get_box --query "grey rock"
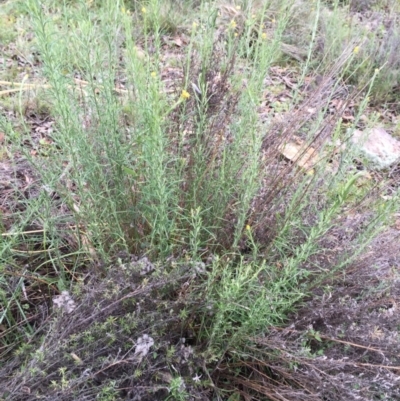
[351,127,400,170]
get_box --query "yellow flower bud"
[181,90,190,99]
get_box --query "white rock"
[351,127,400,170]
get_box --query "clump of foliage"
[1,0,400,400]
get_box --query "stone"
[351,127,400,170]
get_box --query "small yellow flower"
[272,18,276,23]
[246,225,251,231]
[192,21,198,29]
[121,6,126,14]
[141,7,146,13]
[181,89,190,99]
[229,19,237,29]
[234,32,238,37]
[261,32,267,40]
[353,46,360,54]
[374,68,380,74]
[236,5,241,10]
[150,71,156,78]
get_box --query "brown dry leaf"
[342,113,354,122]
[0,132,5,143]
[279,137,321,171]
[79,228,98,259]
[281,75,296,90]
[167,34,189,48]
[70,352,83,365]
[270,66,287,75]
[171,36,183,47]
[330,98,344,108]
[134,46,146,59]
[370,326,384,340]
[354,171,372,187]
[23,173,33,186]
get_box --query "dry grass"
[1,0,400,400]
